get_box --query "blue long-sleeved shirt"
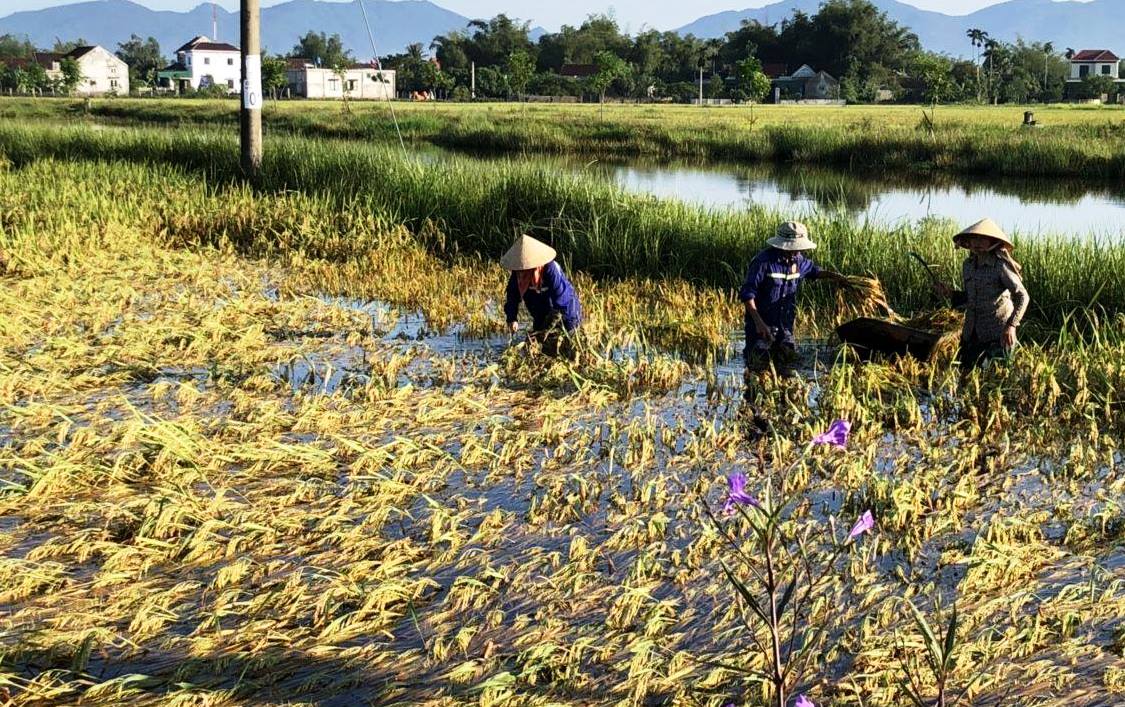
[504,261,582,332]
[739,248,822,340]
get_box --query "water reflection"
[419,143,1125,240]
[593,160,1125,241]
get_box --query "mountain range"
[677,0,1125,57]
[0,0,1121,60]
[0,0,474,59]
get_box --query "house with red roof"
[1066,49,1122,84]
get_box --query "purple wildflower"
[722,473,759,516]
[812,419,851,449]
[795,696,815,707]
[848,510,875,540]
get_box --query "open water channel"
[448,150,1125,241]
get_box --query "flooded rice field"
[1,158,1123,706]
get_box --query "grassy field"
[3,97,1125,179]
[2,121,1124,334]
[2,142,1125,705]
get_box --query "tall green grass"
[1,122,1123,328]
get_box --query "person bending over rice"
[501,234,582,356]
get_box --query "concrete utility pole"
[698,66,703,105]
[471,61,476,99]
[240,0,263,177]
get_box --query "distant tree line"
[1,0,1122,102]
[383,0,1124,103]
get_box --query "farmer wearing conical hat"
[934,218,1029,366]
[740,221,846,370]
[502,235,582,354]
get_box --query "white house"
[1066,49,1123,83]
[28,45,128,95]
[285,59,396,100]
[157,36,240,93]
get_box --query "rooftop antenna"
[212,2,218,41]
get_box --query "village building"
[13,46,128,95]
[156,36,240,94]
[284,59,396,100]
[770,64,840,101]
[1066,49,1122,83]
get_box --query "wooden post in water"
[240,0,262,177]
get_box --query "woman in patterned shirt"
[935,218,1030,367]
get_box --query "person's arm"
[802,257,845,285]
[999,262,1030,348]
[934,263,967,308]
[504,272,521,332]
[745,298,773,342]
[739,259,773,342]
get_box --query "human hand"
[1002,325,1017,349]
[755,320,774,342]
[508,321,519,334]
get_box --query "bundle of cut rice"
[835,275,897,320]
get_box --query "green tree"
[998,40,1065,103]
[9,62,48,93]
[473,65,508,98]
[115,35,163,88]
[588,49,629,103]
[966,28,987,101]
[421,59,454,96]
[910,53,955,104]
[982,38,1007,103]
[261,54,288,98]
[471,15,535,67]
[734,55,771,103]
[506,49,534,99]
[0,64,23,91]
[382,43,428,93]
[1075,74,1117,101]
[779,0,919,83]
[0,34,35,63]
[430,31,470,72]
[56,56,82,95]
[706,73,724,99]
[290,31,353,69]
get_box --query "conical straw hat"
[500,234,557,271]
[766,221,817,251]
[954,218,1013,248]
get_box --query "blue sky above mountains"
[1,0,1089,33]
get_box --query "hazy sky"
[1,0,1095,32]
